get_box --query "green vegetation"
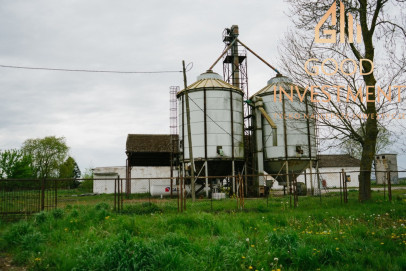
[22,136,70,179]
[1,136,81,186]
[78,168,93,192]
[0,191,405,270]
[58,157,81,189]
[0,149,33,179]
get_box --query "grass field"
[0,190,405,270]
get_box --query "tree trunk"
[358,72,378,202]
[358,128,376,201]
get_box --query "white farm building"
[297,154,361,189]
[93,134,178,195]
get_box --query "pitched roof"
[318,154,361,168]
[126,134,178,153]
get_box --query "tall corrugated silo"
[177,70,245,179]
[251,74,317,187]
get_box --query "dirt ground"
[0,254,26,271]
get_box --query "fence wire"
[1,170,405,219]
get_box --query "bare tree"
[280,0,406,201]
[341,124,392,159]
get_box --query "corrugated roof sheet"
[126,134,178,153]
[318,154,361,168]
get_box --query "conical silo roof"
[250,74,296,98]
[178,70,242,94]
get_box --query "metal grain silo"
[251,74,317,186]
[177,70,245,177]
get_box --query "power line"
[0,64,183,74]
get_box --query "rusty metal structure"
[222,26,248,94]
[170,86,180,195]
[221,25,254,195]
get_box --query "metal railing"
[1,170,404,219]
[0,179,57,219]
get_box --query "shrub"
[122,203,161,215]
[95,202,110,210]
[34,211,47,224]
[51,208,64,219]
[4,222,34,245]
[80,179,93,191]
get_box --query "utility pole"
[183,60,196,202]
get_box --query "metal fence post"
[340,171,343,204]
[55,179,58,208]
[120,177,123,211]
[387,171,392,202]
[383,173,386,200]
[317,170,322,202]
[114,177,117,211]
[342,169,348,204]
[184,177,187,211]
[289,173,292,208]
[179,177,182,212]
[210,177,213,211]
[177,177,179,212]
[41,178,45,211]
[294,177,298,208]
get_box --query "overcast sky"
[1,0,404,175]
[0,0,293,172]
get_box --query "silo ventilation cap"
[197,70,223,80]
[267,75,293,85]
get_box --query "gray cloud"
[0,0,295,171]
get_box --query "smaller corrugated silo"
[251,74,317,186]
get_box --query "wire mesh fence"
[0,179,57,220]
[1,170,405,220]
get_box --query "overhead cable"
[0,64,183,74]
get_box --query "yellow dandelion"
[381,242,384,245]
[251,244,255,248]
[249,266,253,270]
[105,216,110,220]
[336,247,339,250]
[34,257,41,262]
[242,256,246,259]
